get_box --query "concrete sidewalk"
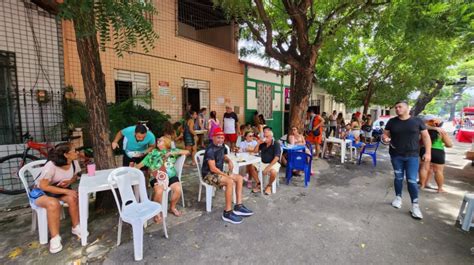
[1,142,473,264]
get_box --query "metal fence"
[0,88,66,194]
[3,88,66,146]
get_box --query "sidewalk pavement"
[1,140,473,264]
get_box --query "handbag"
[312,128,321,137]
[29,188,45,199]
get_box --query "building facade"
[0,0,65,155]
[242,61,286,138]
[63,0,244,124]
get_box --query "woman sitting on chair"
[135,137,189,223]
[33,142,83,254]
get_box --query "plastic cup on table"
[87,163,96,176]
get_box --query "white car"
[372,116,392,130]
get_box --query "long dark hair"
[48,142,73,167]
[210,111,217,120]
[258,114,266,124]
[186,111,196,121]
[428,129,439,142]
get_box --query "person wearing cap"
[419,115,453,192]
[223,106,240,150]
[201,127,254,224]
[382,100,431,220]
[112,124,156,166]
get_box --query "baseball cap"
[213,127,224,136]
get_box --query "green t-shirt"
[140,149,179,179]
[432,136,445,150]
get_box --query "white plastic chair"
[19,160,66,245]
[108,167,168,261]
[236,136,242,147]
[257,142,281,194]
[457,193,474,231]
[195,150,216,212]
[195,149,236,212]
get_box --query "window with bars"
[0,51,18,145]
[114,70,151,108]
[177,0,235,52]
[257,82,273,120]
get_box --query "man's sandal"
[264,185,272,195]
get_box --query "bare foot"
[153,214,162,224]
[437,188,447,193]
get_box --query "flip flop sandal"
[169,208,182,217]
[251,183,261,193]
[264,186,272,195]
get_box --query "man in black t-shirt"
[201,127,253,224]
[383,101,431,220]
[250,129,281,195]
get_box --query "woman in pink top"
[207,110,220,144]
[34,143,83,254]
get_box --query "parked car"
[372,116,392,130]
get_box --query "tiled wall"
[0,0,64,155]
[63,0,244,122]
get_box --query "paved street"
[1,139,473,264]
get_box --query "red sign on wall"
[284,87,290,104]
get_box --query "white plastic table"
[78,168,140,246]
[322,137,353,163]
[227,153,263,194]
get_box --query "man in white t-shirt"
[328,110,337,137]
[223,106,240,150]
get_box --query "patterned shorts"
[202,173,222,187]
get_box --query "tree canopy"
[214,0,391,128]
[317,1,473,113]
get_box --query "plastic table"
[322,137,353,163]
[227,153,263,194]
[78,168,140,246]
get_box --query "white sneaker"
[49,235,62,254]
[411,204,423,219]
[391,196,402,209]
[71,224,89,239]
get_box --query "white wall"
[247,67,284,85]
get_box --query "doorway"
[182,78,210,117]
[187,88,200,113]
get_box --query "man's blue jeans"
[390,156,419,203]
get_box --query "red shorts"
[225,133,238,143]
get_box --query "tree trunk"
[362,82,374,115]
[289,69,314,130]
[73,11,116,210]
[449,103,456,121]
[410,80,444,116]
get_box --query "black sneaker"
[222,210,243,224]
[233,204,254,217]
